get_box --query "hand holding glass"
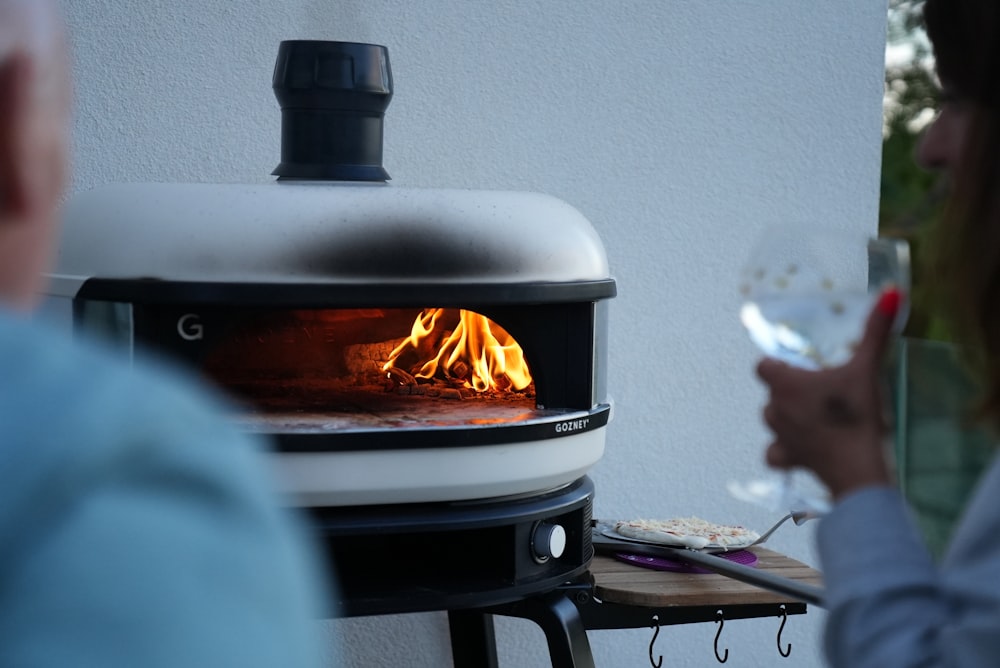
[728,225,910,513]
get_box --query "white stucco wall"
[61,1,888,666]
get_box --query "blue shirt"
[819,454,1000,666]
[0,310,330,666]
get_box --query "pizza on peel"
[612,516,760,551]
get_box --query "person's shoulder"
[0,310,276,510]
[0,310,224,415]
[3,310,234,424]
[0,312,332,666]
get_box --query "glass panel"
[889,338,996,560]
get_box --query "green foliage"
[886,0,931,56]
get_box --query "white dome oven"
[44,41,616,620]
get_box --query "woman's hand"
[756,289,903,500]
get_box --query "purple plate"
[614,549,758,573]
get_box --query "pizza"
[612,516,760,551]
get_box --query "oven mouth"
[196,306,538,413]
[184,304,611,450]
[73,298,612,452]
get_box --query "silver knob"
[532,523,567,562]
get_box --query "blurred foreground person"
[0,1,330,665]
[756,1,1000,666]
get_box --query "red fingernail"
[877,288,901,318]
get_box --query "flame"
[382,309,532,392]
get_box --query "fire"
[382,309,532,393]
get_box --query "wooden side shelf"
[590,548,824,608]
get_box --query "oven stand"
[449,583,596,668]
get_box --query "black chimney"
[272,41,392,181]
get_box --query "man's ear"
[0,52,35,219]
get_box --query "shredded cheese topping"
[613,516,760,550]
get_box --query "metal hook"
[648,614,663,668]
[714,610,729,663]
[777,605,792,657]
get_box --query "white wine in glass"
[739,227,909,370]
[729,225,910,513]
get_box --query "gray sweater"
[0,311,331,666]
[819,455,1000,666]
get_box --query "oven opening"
[197,307,541,432]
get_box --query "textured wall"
[62,1,888,666]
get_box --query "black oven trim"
[269,403,611,452]
[75,278,617,307]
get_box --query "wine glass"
[728,224,910,514]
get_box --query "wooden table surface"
[590,548,824,608]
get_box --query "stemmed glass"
[728,224,910,514]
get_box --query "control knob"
[531,523,567,563]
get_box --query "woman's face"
[916,88,972,173]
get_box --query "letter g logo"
[177,313,204,341]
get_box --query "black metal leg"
[478,590,595,668]
[528,591,596,668]
[448,610,499,668]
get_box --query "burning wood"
[381,308,533,395]
[385,365,417,386]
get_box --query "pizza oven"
[43,41,616,614]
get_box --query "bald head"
[0,0,70,311]
[0,0,61,47]
[0,0,67,124]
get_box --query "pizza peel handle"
[648,545,826,608]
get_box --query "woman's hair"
[924,0,1000,104]
[923,0,1000,429]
